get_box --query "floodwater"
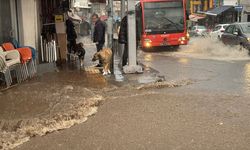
[0,39,112,150]
[1,36,250,150]
[172,37,250,61]
[138,37,250,95]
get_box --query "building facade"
[189,0,214,14]
[241,0,250,22]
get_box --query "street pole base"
[123,65,143,74]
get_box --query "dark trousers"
[96,42,104,64]
[96,42,104,52]
[67,39,76,53]
[122,44,128,66]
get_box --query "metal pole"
[119,0,126,64]
[107,0,114,72]
[107,0,113,48]
[123,0,143,74]
[237,0,241,22]
[121,0,126,18]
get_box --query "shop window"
[0,0,18,43]
[248,15,250,22]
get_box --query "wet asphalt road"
[140,50,250,95]
[139,37,250,95]
[14,37,250,150]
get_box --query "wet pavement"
[1,37,250,149]
[0,37,160,150]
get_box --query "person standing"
[118,15,139,67]
[66,14,77,54]
[92,13,106,67]
[118,15,128,66]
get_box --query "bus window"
[143,1,184,34]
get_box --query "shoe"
[95,64,102,67]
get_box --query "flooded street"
[1,37,250,150]
[139,37,250,95]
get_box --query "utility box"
[55,14,66,34]
[56,33,67,61]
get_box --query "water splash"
[0,95,104,150]
[136,79,193,90]
[173,37,250,61]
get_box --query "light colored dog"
[92,48,112,75]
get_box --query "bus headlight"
[178,37,186,44]
[178,37,186,42]
[179,37,186,41]
[144,39,152,48]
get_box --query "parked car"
[189,25,208,37]
[210,24,229,39]
[221,22,250,50]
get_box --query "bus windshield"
[144,1,184,34]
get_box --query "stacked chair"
[0,40,37,88]
[0,46,21,88]
[11,38,37,75]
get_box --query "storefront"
[1,0,105,64]
[204,5,237,27]
[0,0,39,49]
[1,0,73,63]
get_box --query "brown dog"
[92,48,112,75]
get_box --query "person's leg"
[122,44,128,66]
[97,43,104,52]
[96,43,104,65]
[67,40,74,61]
[96,44,100,52]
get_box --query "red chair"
[2,43,35,80]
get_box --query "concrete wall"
[18,0,39,48]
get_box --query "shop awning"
[205,5,233,16]
[189,14,206,22]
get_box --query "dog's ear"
[96,52,101,60]
[92,52,100,61]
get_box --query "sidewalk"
[0,39,160,150]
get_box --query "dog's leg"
[107,63,111,74]
[103,71,107,75]
[103,63,108,75]
[103,68,107,75]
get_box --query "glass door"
[0,0,18,43]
